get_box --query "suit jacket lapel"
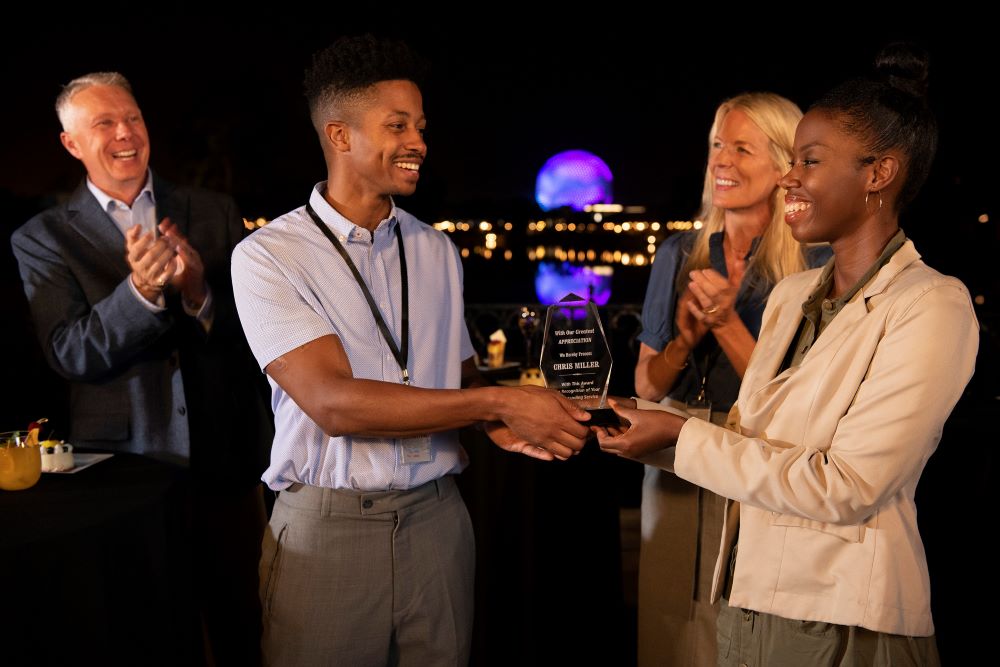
[742,274,819,396]
[800,240,922,361]
[65,180,131,279]
[863,239,921,299]
[153,173,189,236]
[804,293,869,359]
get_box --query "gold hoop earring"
[864,190,883,212]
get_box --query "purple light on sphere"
[535,262,613,306]
[535,150,613,211]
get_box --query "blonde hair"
[679,92,806,294]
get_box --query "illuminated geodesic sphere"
[535,150,613,211]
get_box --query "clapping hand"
[675,289,710,349]
[159,218,207,308]
[125,223,177,302]
[686,269,739,330]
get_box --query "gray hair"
[55,72,133,130]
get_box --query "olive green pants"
[717,601,940,667]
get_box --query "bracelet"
[661,342,689,370]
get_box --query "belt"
[278,476,456,516]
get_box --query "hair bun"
[874,42,930,98]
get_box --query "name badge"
[400,437,433,464]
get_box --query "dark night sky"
[1,14,997,303]
[0,17,992,205]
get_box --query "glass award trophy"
[539,293,618,426]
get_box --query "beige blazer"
[667,240,978,636]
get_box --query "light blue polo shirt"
[232,183,474,491]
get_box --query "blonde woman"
[632,92,829,667]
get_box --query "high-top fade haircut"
[303,34,429,134]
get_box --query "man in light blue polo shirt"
[232,35,591,665]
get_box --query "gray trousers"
[259,476,475,666]
[717,601,940,667]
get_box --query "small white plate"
[43,452,114,474]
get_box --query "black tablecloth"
[1,438,637,666]
[0,452,199,666]
[458,429,637,666]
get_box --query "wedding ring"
[704,304,719,314]
[155,279,166,288]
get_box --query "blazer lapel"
[863,239,921,300]
[64,180,130,279]
[803,293,869,360]
[153,173,189,236]
[800,240,922,361]
[742,274,820,395]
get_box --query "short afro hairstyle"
[304,34,428,129]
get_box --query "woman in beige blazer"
[598,44,978,666]
[631,93,829,667]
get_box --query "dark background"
[2,15,996,302]
[1,12,996,664]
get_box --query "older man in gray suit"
[11,72,272,665]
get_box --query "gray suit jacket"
[11,175,271,485]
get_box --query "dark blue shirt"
[637,231,831,411]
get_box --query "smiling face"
[780,109,872,244]
[59,84,149,204]
[707,108,784,218]
[343,79,427,198]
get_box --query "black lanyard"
[305,202,410,385]
[688,345,722,405]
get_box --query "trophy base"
[586,407,620,427]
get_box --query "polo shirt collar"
[309,182,399,242]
